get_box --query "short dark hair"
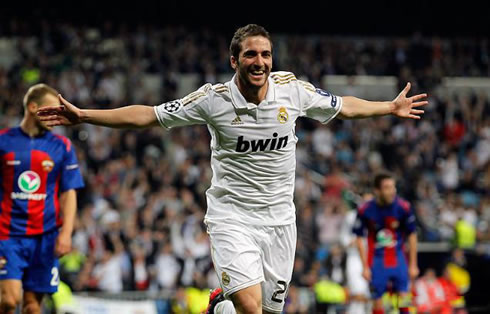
[374,172,394,189]
[229,24,272,59]
[23,83,58,108]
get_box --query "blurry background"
[0,1,488,313]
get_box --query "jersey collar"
[229,74,276,110]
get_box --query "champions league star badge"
[162,100,182,113]
[277,106,289,124]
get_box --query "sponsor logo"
[231,116,243,125]
[42,159,54,172]
[221,272,230,286]
[18,171,40,193]
[236,133,288,153]
[14,171,46,200]
[375,229,397,248]
[11,192,47,200]
[162,100,182,113]
[277,106,289,124]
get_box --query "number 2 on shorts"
[50,267,59,286]
[271,280,288,303]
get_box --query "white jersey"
[154,71,342,226]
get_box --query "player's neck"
[236,76,268,105]
[20,117,45,137]
[376,197,395,207]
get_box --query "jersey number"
[271,280,288,303]
[50,267,59,286]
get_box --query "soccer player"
[38,24,427,314]
[339,193,373,314]
[0,84,84,314]
[353,173,419,314]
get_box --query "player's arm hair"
[407,232,418,268]
[59,189,77,236]
[80,105,160,129]
[338,96,394,119]
[356,236,369,269]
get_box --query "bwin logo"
[236,133,288,152]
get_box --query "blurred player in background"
[339,192,373,314]
[354,173,419,314]
[38,24,427,314]
[0,84,84,314]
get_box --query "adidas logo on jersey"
[236,133,288,152]
[231,116,243,125]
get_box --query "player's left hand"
[55,231,72,257]
[391,82,428,119]
[408,264,419,280]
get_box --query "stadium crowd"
[0,21,489,312]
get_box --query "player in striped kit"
[0,84,84,314]
[38,24,427,314]
[353,173,419,314]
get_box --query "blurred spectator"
[414,268,448,314]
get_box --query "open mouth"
[249,69,266,80]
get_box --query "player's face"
[376,178,397,205]
[232,35,272,90]
[36,93,60,131]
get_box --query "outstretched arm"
[38,95,159,129]
[338,82,428,119]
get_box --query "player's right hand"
[362,267,372,281]
[37,94,82,126]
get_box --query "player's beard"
[237,61,270,92]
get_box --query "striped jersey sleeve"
[153,84,211,129]
[297,80,342,124]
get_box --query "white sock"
[214,300,236,314]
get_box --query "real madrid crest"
[221,271,230,286]
[277,106,289,124]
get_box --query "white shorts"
[346,253,370,297]
[206,221,296,313]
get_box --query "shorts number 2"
[271,280,288,303]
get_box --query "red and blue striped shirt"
[0,127,84,238]
[353,197,416,268]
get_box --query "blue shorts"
[0,229,59,294]
[370,254,409,299]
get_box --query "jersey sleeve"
[297,80,342,124]
[60,140,84,192]
[352,209,367,237]
[403,204,417,234]
[153,84,211,129]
